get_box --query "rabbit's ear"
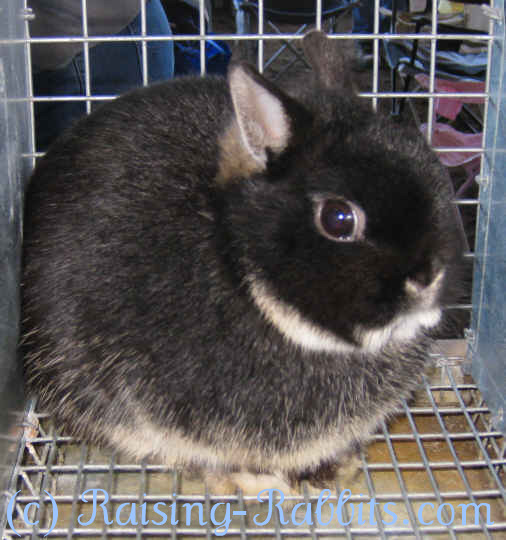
[228,63,292,168]
[302,30,350,91]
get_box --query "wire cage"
[1,0,505,538]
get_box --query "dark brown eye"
[315,198,365,242]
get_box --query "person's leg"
[144,0,175,83]
[85,0,174,96]
[33,0,174,151]
[33,61,86,151]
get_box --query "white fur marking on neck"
[247,276,443,355]
[247,277,357,354]
[356,308,442,353]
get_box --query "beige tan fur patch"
[215,121,265,185]
[107,405,388,476]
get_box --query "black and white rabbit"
[22,32,462,494]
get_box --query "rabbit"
[21,31,463,495]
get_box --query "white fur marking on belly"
[108,410,383,472]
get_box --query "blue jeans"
[33,0,174,151]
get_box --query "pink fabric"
[420,122,482,167]
[415,74,485,120]
[420,122,482,196]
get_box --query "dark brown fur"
[21,33,462,479]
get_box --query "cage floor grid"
[2,345,505,540]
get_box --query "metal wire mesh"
[2,0,504,538]
[2,361,505,538]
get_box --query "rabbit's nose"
[405,267,445,307]
[407,255,445,289]
[410,262,434,289]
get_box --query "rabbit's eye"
[316,198,364,242]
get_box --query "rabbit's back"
[23,76,232,336]
[22,76,236,430]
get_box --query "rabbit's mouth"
[354,269,446,353]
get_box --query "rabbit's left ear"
[217,62,310,184]
[228,63,292,168]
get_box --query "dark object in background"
[162,0,231,75]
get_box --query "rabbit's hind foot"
[204,470,296,503]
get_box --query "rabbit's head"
[216,31,463,355]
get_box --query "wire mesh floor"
[2,342,504,539]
